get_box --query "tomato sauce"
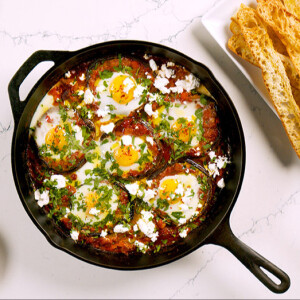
[27,54,230,256]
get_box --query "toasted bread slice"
[278,53,300,90]
[229,19,241,35]
[237,4,300,158]
[292,86,300,109]
[257,0,300,78]
[283,0,300,20]
[233,4,288,55]
[228,21,300,89]
[228,33,259,66]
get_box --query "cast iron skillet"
[8,40,290,293]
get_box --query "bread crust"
[236,4,300,158]
[283,0,300,20]
[228,20,300,90]
[257,0,300,78]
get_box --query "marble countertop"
[0,0,299,298]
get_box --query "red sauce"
[114,117,152,137]
[43,151,85,173]
[89,58,152,95]
[27,55,228,256]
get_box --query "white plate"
[202,0,277,115]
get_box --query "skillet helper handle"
[207,217,290,293]
[8,50,70,124]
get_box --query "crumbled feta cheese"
[50,174,67,189]
[209,151,216,160]
[113,224,130,233]
[208,162,219,178]
[147,92,159,102]
[167,61,175,67]
[133,84,146,98]
[84,88,95,104]
[79,73,85,81]
[158,64,174,79]
[144,103,158,117]
[72,124,84,145]
[170,74,200,93]
[217,178,225,189]
[89,207,100,215]
[181,188,193,204]
[70,230,79,241]
[96,105,110,118]
[133,224,139,232]
[144,189,156,202]
[100,229,108,237]
[137,189,144,198]
[121,135,132,146]
[64,207,70,218]
[179,228,188,238]
[125,183,140,195]
[110,201,118,211]
[137,210,158,242]
[193,211,200,217]
[147,75,152,79]
[208,155,229,177]
[216,156,229,169]
[100,122,115,134]
[178,218,187,225]
[65,71,71,78]
[34,190,49,207]
[77,90,84,96]
[96,81,107,93]
[154,76,170,94]
[149,59,158,71]
[146,136,154,146]
[146,180,153,187]
[134,240,148,252]
[123,77,135,94]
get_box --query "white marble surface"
[0,0,299,298]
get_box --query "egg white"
[30,93,54,129]
[151,100,201,146]
[34,107,85,160]
[70,182,120,224]
[153,174,202,223]
[95,72,146,118]
[100,135,149,173]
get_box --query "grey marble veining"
[0,0,299,298]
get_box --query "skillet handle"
[206,216,290,293]
[8,50,71,124]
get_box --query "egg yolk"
[85,192,99,214]
[109,75,136,105]
[152,106,165,127]
[113,145,139,167]
[45,126,67,150]
[159,178,181,204]
[172,118,197,142]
